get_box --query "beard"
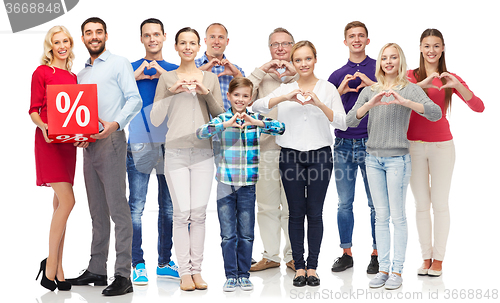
[86,39,106,56]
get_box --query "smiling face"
[204,24,228,58]
[141,23,166,57]
[269,32,294,61]
[344,26,370,54]
[292,46,317,78]
[380,46,400,78]
[228,86,252,114]
[51,31,71,63]
[420,35,444,66]
[81,22,107,57]
[175,31,200,61]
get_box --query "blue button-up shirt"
[196,108,285,186]
[195,52,245,110]
[78,50,142,131]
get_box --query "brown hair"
[81,17,107,35]
[175,27,200,45]
[344,21,368,38]
[290,40,317,61]
[228,77,253,95]
[412,28,452,111]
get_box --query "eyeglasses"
[269,42,294,48]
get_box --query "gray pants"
[83,130,132,277]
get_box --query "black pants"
[279,146,333,270]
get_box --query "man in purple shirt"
[327,21,378,274]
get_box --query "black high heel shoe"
[36,259,57,291]
[55,277,72,291]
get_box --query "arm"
[201,73,225,117]
[150,74,173,127]
[443,73,485,112]
[196,115,226,139]
[256,114,285,136]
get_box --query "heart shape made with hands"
[296,93,311,102]
[182,84,197,96]
[143,64,157,76]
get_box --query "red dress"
[29,65,78,186]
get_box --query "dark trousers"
[279,146,333,270]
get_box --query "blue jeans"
[279,146,333,270]
[365,154,411,274]
[334,138,376,249]
[127,143,174,267]
[216,182,255,279]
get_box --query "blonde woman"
[346,43,441,290]
[30,26,85,291]
[150,27,224,291]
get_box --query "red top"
[30,65,78,186]
[407,70,484,142]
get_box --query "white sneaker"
[385,273,403,290]
[369,272,389,288]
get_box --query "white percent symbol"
[56,91,90,127]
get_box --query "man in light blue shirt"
[66,17,141,297]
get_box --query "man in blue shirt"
[127,18,179,286]
[327,21,378,275]
[195,23,245,110]
[67,17,142,297]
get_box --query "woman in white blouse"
[252,41,346,287]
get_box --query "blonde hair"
[290,40,317,61]
[372,43,409,92]
[41,25,75,71]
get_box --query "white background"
[0,0,498,302]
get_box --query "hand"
[417,72,440,90]
[39,123,53,143]
[366,90,394,108]
[169,79,191,94]
[299,91,321,107]
[217,59,243,77]
[198,57,222,72]
[134,60,152,80]
[190,79,209,95]
[385,90,410,106]
[261,59,296,78]
[239,112,265,127]
[353,72,375,91]
[74,141,89,148]
[148,60,167,79]
[439,72,460,90]
[222,113,244,129]
[90,118,119,140]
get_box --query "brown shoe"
[249,258,280,272]
[286,260,296,271]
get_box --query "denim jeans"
[279,146,333,270]
[334,138,376,250]
[216,182,256,279]
[127,143,173,267]
[365,153,411,274]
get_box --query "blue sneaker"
[237,277,253,291]
[223,278,237,292]
[157,260,180,279]
[132,263,148,285]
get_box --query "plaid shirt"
[196,108,285,186]
[195,53,245,110]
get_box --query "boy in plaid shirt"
[196,77,284,292]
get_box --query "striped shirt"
[196,108,285,186]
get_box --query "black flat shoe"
[36,259,57,291]
[102,275,133,296]
[55,277,72,291]
[293,275,307,287]
[66,270,108,286]
[367,255,379,274]
[306,274,320,287]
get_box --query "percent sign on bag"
[47,84,99,143]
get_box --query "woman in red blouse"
[30,26,85,291]
[407,28,484,277]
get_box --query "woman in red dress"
[30,25,86,291]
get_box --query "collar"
[85,50,111,67]
[200,52,227,64]
[346,55,372,68]
[227,107,250,115]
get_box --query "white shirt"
[251,79,346,152]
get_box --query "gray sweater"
[346,83,442,157]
